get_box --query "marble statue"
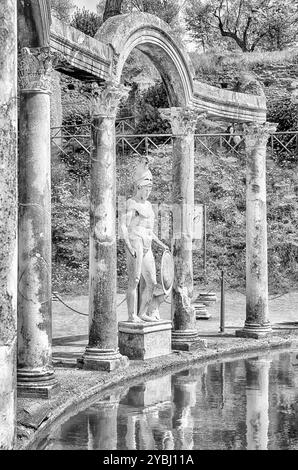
[121,156,169,323]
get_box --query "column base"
[193,302,211,320]
[235,322,272,339]
[17,368,60,399]
[78,348,129,372]
[172,330,207,351]
[119,320,172,360]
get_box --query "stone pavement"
[52,291,298,367]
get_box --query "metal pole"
[220,270,225,333]
[203,203,207,273]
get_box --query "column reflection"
[245,357,271,450]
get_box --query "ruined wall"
[0,0,17,450]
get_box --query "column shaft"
[0,0,17,450]
[17,47,58,398]
[160,108,206,351]
[236,122,276,339]
[79,82,129,371]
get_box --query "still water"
[35,350,298,450]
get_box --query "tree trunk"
[103,0,123,22]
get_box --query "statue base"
[118,320,172,360]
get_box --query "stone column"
[79,82,129,371]
[17,47,59,398]
[236,122,276,339]
[160,108,206,351]
[0,0,17,450]
[245,358,271,450]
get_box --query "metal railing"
[51,125,298,160]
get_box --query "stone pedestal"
[193,302,211,320]
[160,108,207,351]
[236,122,276,339]
[194,292,216,320]
[17,47,59,398]
[118,320,172,360]
[79,82,129,372]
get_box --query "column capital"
[242,121,277,145]
[87,81,130,118]
[160,107,206,136]
[18,47,59,93]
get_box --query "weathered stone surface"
[0,0,17,450]
[80,83,129,371]
[49,12,266,121]
[118,321,172,360]
[17,46,58,397]
[50,17,112,82]
[236,122,277,339]
[160,108,208,349]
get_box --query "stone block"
[118,320,172,360]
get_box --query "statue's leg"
[126,240,143,322]
[138,250,158,322]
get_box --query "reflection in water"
[35,350,298,450]
[245,358,271,450]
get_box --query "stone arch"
[95,12,194,107]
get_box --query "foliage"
[51,0,74,22]
[70,7,103,37]
[135,82,171,134]
[123,0,181,24]
[185,0,298,52]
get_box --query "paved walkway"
[52,291,298,367]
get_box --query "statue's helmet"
[133,156,153,188]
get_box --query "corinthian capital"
[160,107,206,135]
[243,122,277,146]
[87,81,130,118]
[18,47,57,93]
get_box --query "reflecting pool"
[35,350,298,450]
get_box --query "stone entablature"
[50,13,267,123]
[50,17,112,82]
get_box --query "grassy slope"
[52,144,298,296]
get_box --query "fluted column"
[17,47,59,398]
[236,122,276,339]
[245,358,271,450]
[79,82,129,371]
[0,0,17,450]
[160,108,206,351]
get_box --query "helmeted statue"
[121,156,169,322]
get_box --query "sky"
[73,0,99,13]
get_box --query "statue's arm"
[152,232,169,251]
[120,199,136,257]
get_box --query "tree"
[51,0,74,22]
[185,0,298,52]
[102,0,123,22]
[100,0,182,26]
[123,0,181,25]
[70,7,102,37]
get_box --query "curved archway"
[95,12,194,107]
